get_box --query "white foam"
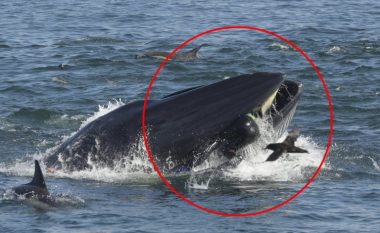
[270,42,290,50]
[60,114,86,121]
[187,176,211,190]
[327,46,343,54]
[369,157,380,171]
[50,165,156,184]
[0,139,156,184]
[52,77,68,84]
[0,120,16,132]
[45,114,86,127]
[79,99,125,129]
[224,135,324,182]
[0,99,156,184]
[0,152,45,177]
[190,118,325,185]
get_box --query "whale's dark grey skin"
[13,160,50,200]
[265,127,308,161]
[136,44,208,61]
[44,72,303,173]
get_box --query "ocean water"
[0,0,379,232]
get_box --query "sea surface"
[0,0,379,232]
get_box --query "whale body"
[44,72,303,173]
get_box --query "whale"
[136,44,208,61]
[13,160,50,201]
[265,127,308,161]
[44,72,303,173]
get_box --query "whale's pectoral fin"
[287,146,308,153]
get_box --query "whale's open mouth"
[245,79,302,138]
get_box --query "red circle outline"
[141,25,334,217]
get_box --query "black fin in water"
[28,160,47,189]
[266,143,283,151]
[266,149,285,161]
[266,142,287,161]
[287,146,308,153]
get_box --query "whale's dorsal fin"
[28,160,47,189]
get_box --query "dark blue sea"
[0,0,379,232]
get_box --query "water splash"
[0,100,155,183]
[225,135,324,182]
[369,157,380,171]
[188,118,325,189]
[1,100,324,186]
[79,99,125,129]
[187,175,212,190]
[0,138,155,184]
[327,46,344,54]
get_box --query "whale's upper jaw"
[148,72,284,138]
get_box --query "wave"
[0,44,11,48]
[10,108,60,121]
[71,57,132,68]
[75,36,126,44]
[0,86,40,95]
[6,107,86,130]
[54,36,126,47]
[320,40,380,57]
[32,65,64,72]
